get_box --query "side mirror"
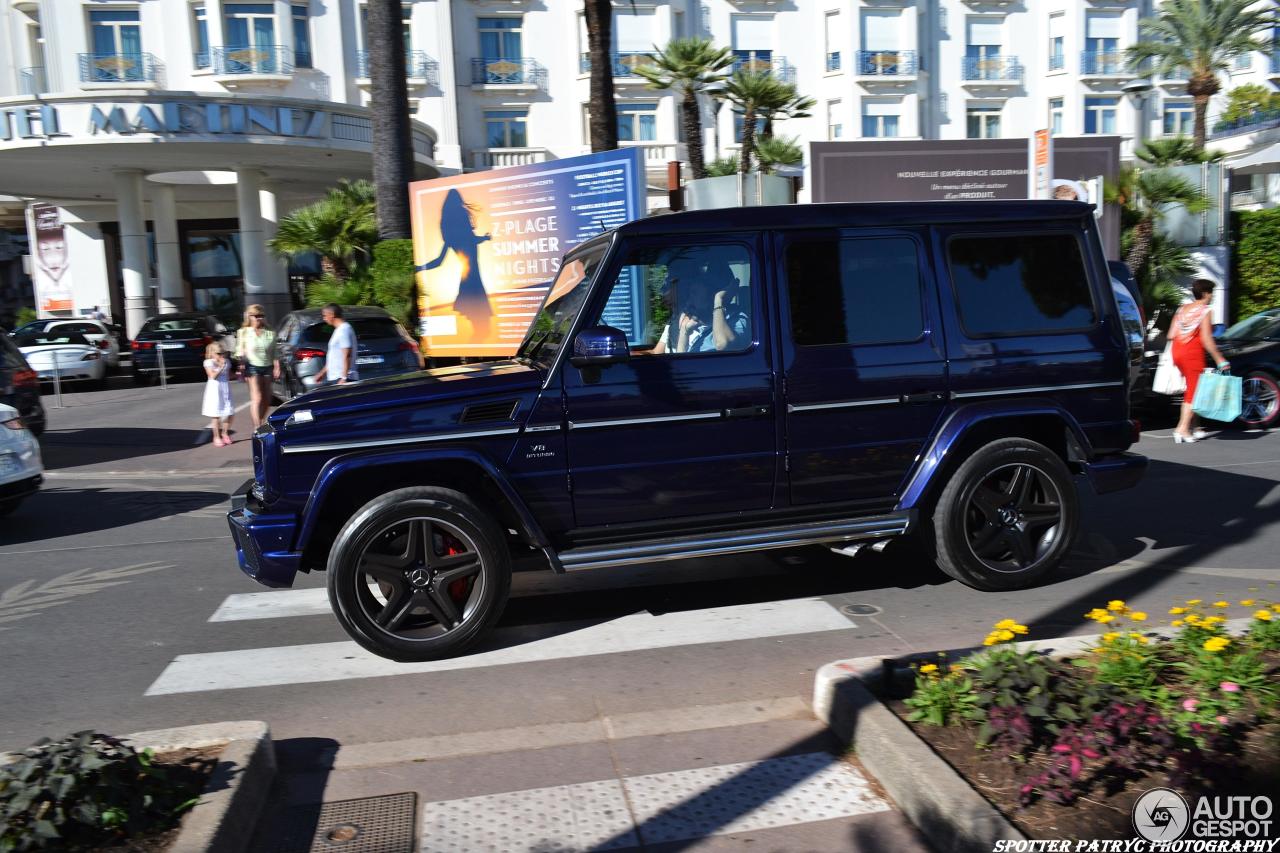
[570,326,630,369]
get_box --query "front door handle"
[900,391,948,404]
[723,405,772,419]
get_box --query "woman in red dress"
[1171,279,1230,443]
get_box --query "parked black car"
[0,330,45,437]
[1217,308,1280,428]
[273,307,423,400]
[131,313,234,384]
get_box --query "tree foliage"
[755,135,804,174]
[635,37,734,180]
[717,71,805,174]
[269,179,378,280]
[1234,209,1280,320]
[1220,83,1280,124]
[1134,136,1223,167]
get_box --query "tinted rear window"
[786,237,924,346]
[302,318,402,344]
[947,234,1095,337]
[141,318,203,334]
[15,333,90,347]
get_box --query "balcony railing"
[732,51,795,83]
[962,55,1023,82]
[1049,53,1065,71]
[856,50,918,76]
[827,51,840,72]
[1211,108,1280,140]
[78,52,158,83]
[471,147,551,170]
[211,45,293,75]
[19,66,46,94]
[579,52,657,77]
[356,50,440,86]
[620,141,688,165]
[1231,189,1263,209]
[194,51,210,69]
[471,57,547,89]
[1081,50,1126,75]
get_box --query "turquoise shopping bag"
[1191,370,1243,422]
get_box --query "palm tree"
[635,37,734,179]
[1127,0,1277,151]
[269,180,379,280]
[366,0,413,239]
[1134,136,1223,166]
[760,91,815,139]
[718,71,799,174]
[1106,166,1209,285]
[584,0,619,151]
[755,136,804,175]
[1130,231,1196,315]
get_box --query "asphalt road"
[2,380,1278,757]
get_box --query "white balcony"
[471,147,551,170]
[622,141,688,168]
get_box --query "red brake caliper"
[440,533,471,603]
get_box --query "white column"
[434,0,463,169]
[152,184,185,313]
[274,0,294,64]
[236,167,267,304]
[258,182,291,320]
[113,169,150,338]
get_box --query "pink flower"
[1217,715,1229,725]
[1182,698,1199,711]
[1220,681,1241,693]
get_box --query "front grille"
[460,399,519,424]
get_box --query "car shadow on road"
[38,427,212,470]
[0,486,229,544]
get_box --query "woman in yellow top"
[235,304,280,430]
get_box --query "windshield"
[141,317,203,335]
[16,333,90,347]
[303,318,404,344]
[1222,310,1280,341]
[515,244,609,365]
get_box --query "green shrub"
[13,308,37,329]
[1233,209,1280,321]
[305,272,369,308]
[370,239,417,332]
[0,731,198,851]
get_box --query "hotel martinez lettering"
[0,100,332,142]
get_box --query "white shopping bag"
[1152,342,1185,396]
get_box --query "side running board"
[557,511,914,572]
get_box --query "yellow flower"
[1272,604,1280,614]
[1187,599,1202,606]
[1240,599,1256,607]
[997,629,1015,642]
[919,663,939,674]
[949,663,965,673]
[1130,612,1147,622]
[1129,633,1149,644]
[983,635,999,646]
[1203,637,1231,653]
[1213,601,1230,608]
[1086,608,1110,621]
[1172,619,1185,628]
[1095,614,1115,624]
[994,618,1018,631]
[1107,600,1127,612]
[1012,624,1029,635]
[1102,632,1120,643]
[1256,610,1274,622]
[1203,616,1225,627]
[1185,613,1202,625]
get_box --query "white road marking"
[146,598,854,695]
[418,751,890,853]
[209,587,329,621]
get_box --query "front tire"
[327,486,511,661]
[1239,371,1280,429]
[930,438,1078,591]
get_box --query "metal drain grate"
[268,792,417,853]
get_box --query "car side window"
[589,244,754,356]
[947,233,1095,337]
[786,237,924,347]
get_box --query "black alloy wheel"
[328,487,511,660]
[1240,371,1280,429]
[929,438,1078,591]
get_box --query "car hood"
[269,360,544,425]
[1219,338,1277,358]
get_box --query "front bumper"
[1083,452,1148,495]
[227,479,302,588]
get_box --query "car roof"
[287,306,395,324]
[613,200,1096,238]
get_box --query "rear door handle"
[722,405,772,419]
[900,391,948,404]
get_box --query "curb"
[125,721,275,853]
[811,618,1258,853]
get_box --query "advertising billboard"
[409,148,646,357]
[28,203,73,314]
[810,137,1122,257]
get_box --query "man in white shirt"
[314,303,359,385]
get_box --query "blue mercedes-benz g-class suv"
[229,201,1146,661]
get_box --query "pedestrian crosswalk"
[148,594,854,694]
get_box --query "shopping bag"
[1152,342,1185,396]
[1191,370,1243,422]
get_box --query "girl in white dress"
[202,343,235,447]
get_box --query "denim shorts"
[245,364,272,377]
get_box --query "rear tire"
[930,438,1078,591]
[327,486,511,661]
[1239,371,1280,429]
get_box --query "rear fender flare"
[895,400,1094,512]
[294,447,550,556]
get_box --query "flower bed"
[888,598,1280,839]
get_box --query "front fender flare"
[895,399,1095,512]
[294,447,550,557]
